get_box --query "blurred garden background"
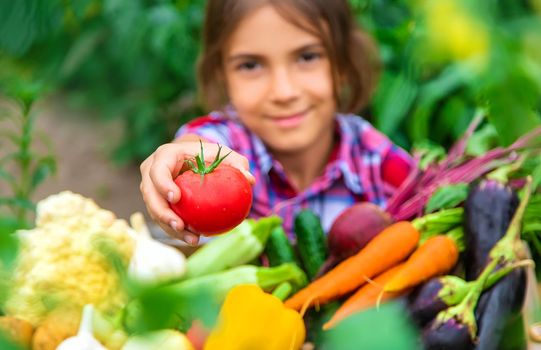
[1,0,541,228]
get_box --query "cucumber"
[264,226,300,267]
[294,209,328,280]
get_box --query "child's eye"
[236,60,261,71]
[298,51,322,63]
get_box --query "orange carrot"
[323,263,408,330]
[284,221,420,311]
[383,235,459,293]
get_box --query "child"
[140,0,413,246]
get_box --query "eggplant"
[409,262,523,327]
[409,275,469,327]
[464,179,519,280]
[421,255,495,350]
[424,181,532,350]
[423,317,476,350]
[471,179,533,350]
[475,268,527,350]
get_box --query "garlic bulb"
[121,329,194,350]
[56,304,107,350]
[128,213,186,284]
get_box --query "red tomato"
[170,164,252,235]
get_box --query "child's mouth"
[272,109,309,129]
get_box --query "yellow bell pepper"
[204,284,305,350]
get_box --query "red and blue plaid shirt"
[176,111,413,240]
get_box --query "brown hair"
[197,0,381,114]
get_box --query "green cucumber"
[294,209,328,280]
[264,226,301,267]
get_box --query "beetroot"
[317,202,392,276]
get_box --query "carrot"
[323,263,408,330]
[383,235,459,293]
[284,221,420,311]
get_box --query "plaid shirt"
[176,111,413,240]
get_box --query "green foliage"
[1,0,540,161]
[1,0,206,163]
[0,334,22,350]
[353,0,541,149]
[0,89,56,228]
[321,301,420,350]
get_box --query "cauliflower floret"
[5,191,135,326]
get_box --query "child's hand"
[140,140,255,245]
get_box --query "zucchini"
[294,209,328,280]
[264,226,301,267]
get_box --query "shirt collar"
[247,113,365,196]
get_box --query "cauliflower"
[4,191,136,326]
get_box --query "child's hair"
[197,0,381,114]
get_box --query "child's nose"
[269,67,299,103]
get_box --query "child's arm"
[139,134,255,245]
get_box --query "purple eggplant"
[421,248,499,350]
[423,317,475,350]
[423,181,532,349]
[475,267,527,350]
[409,275,469,327]
[409,262,524,327]
[464,179,519,280]
[421,268,488,350]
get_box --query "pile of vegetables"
[277,120,541,348]
[0,191,310,349]
[2,119,541,349]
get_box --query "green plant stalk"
[439,259,534,306]
[489,178,533,264]
[413,207,464,241]
[271,282,293,301]
[435,257,498,339]
[14,103,34,223]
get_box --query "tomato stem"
[186,141,232,177]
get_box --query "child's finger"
[221,151,256,184]
[141,185,200,245]
[147,145,187,203]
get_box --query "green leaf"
[0,197,35,211]
[0,333,23,350]
[69,0,95,19]
[425,183,469,213]
[373,72,418,136]
[322,301,419,350]
[0,0,63,55]
[488,100,541,146]
[532,160,541,193]
[0,216,21,269]
[412,140,446,169]
[0,129,20,145]
[60,28,106,78]
[465,123,500,157]
[0,169,16,188]
[31,156,56,190]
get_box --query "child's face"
[223,4,336,155]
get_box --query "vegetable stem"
[489,177,533,263]
[186,141,232,177]
[272,282,293,301]
[257,263,307,290]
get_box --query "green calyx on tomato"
[185,141,232,177]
